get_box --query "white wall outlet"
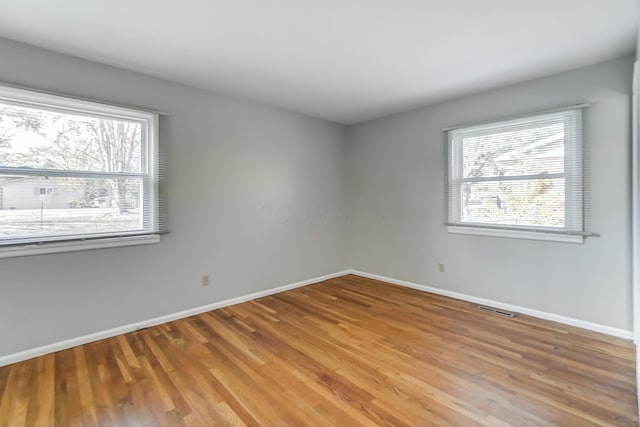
[202,274,210,286]
[438,263,445,273]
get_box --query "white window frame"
[0,84,160,258]
[446,108,584,243]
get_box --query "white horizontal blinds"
[140,113,163,236]
[155,116,167,235]
[564,109,583,232]
[446,107,586,234]
[0,85,161,245]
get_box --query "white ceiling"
[0,1,636,124]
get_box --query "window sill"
[447,226,584,243]
[0,234,161,259]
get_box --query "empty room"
[0,0,639,426]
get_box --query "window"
[446,108,584,243]
[0,85,160,257]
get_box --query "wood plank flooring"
[0,274,637,426]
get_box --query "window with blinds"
[0,84,161,256]
[446,107,586,243]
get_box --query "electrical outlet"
[202,274,210,286]
[438,263,445,273]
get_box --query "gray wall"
[0,38,348,357]
[0,38,634,358]
[347,56,634,331]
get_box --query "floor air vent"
[477,305,516,318]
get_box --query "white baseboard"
[348,269,633,340]
[0,270,350,367]
[2,268,631,367]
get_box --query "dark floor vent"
[477,305,516,318]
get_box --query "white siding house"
[0,176,83,210]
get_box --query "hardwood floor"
[0,274,637,426]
